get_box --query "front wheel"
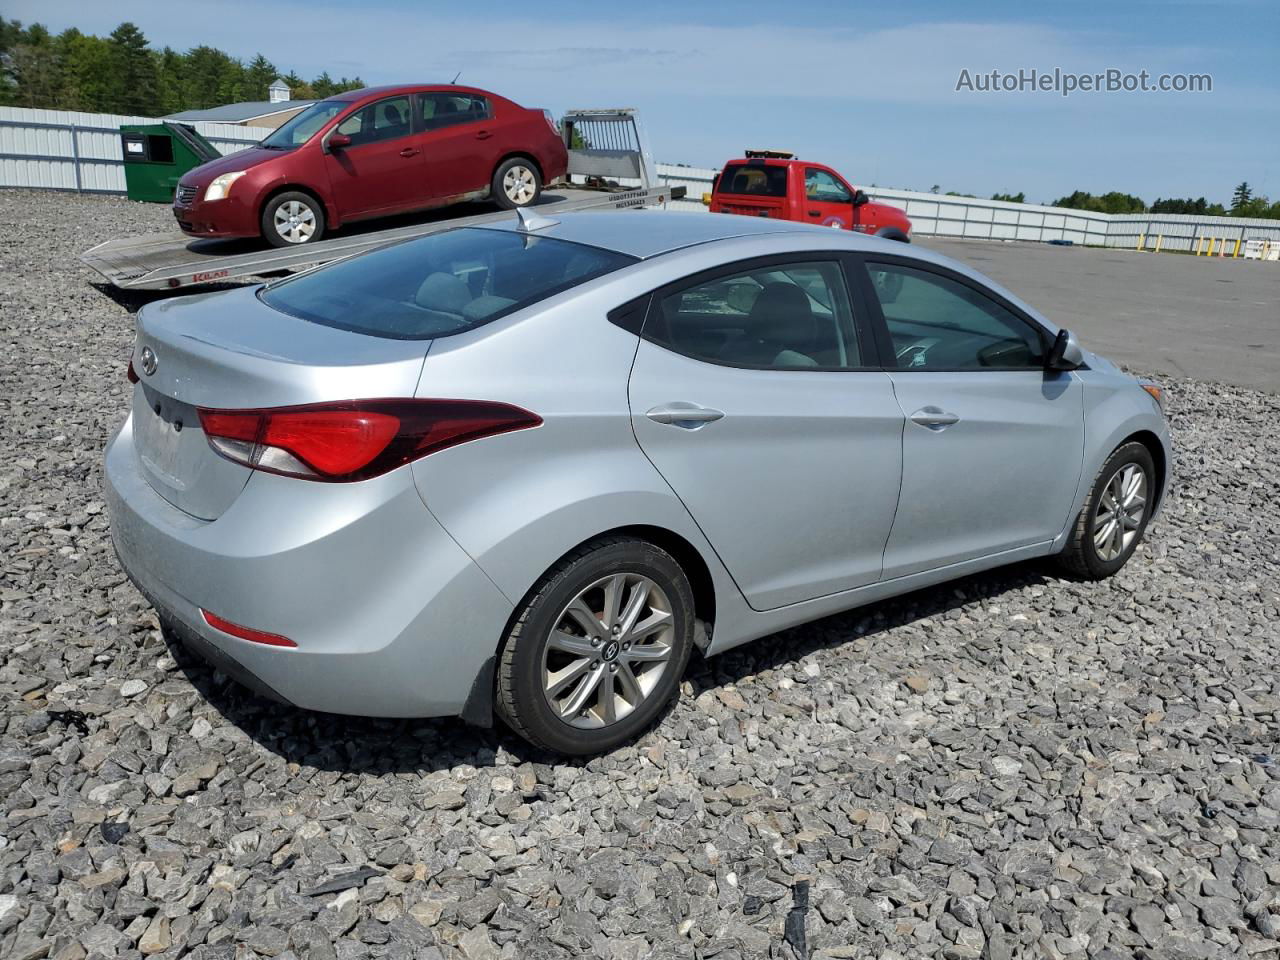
[492,158,542,209]
[496,537,695,755]
[1057,441,1156,579]
[261,191,326,247]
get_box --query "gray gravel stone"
[0,189,1278,960]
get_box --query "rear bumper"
[104,415,514,718]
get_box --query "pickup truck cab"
[707,150,911,242]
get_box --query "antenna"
[451,71,462,84]
[515,206,558,232]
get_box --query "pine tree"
[154,46,184,114]
[1231,182,1252,211]
[244,53,276,101]
[0,18,25,103]
[106,22,159,115]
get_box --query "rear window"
[717,163,789,197]
[259,228,637,340]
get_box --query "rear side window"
[419,93,491,130]
[648,260,861,369]
[260,228,637,340]
[717,164,788,197]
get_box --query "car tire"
[1057,441,1156,580]
[496,537,695,755]
[491,158,542,209]
[261,191,326,247]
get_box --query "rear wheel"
[492,158,542,209]
[261,191,325,247]
[496,537,694,755]
[1058,441,1155,579]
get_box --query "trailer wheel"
[492,158,542,209]
[262,192,326,247]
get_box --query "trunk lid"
[130,286,428,520]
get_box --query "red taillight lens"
[197,399,541,482]
[127,359,139,384]
[201,609,296,648]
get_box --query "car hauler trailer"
[81,109,682,293]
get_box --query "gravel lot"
[2,189,1279,960]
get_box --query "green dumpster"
[120,122,222,203]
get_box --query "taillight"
[196,399,541,482]
[127,359,139,384]
[542,109,558,135]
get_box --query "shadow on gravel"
[161,558,1057,776]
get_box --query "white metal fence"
[5,105,1280,250]
[649,165,1280,251]
[0,105,261,194]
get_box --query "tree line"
[932,182,1278,219]
[0,20,363,117]
[1048,182,1278,219]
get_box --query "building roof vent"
[268,78,291,104]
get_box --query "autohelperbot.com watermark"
[955,68,1212,97]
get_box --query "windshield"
[260,100,351,149]
[260,227,638,339]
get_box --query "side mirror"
[852,189,869,207]
[326,133,352,152]
[1046,328,1084,370]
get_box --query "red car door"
[322,95,426,220]
[801,166,856,230]
[415,92,497,202]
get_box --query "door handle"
[475,130,493,140]
[646,403,725,428]
[808,210,821,217]
[399,147,421,158]
[910,407,960,430]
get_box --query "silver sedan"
[105,210,1171,754]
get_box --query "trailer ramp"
[82,185,682,292]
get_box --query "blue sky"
[9,0,1278,204]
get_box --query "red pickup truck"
[707,150,911,241]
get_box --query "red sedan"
[173,84,569,247]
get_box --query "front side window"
[805,169,851,202]
[865,263,1045,370]
[419,93,491,131]
[261,100,351,148]
[261,227,636,340]
[648,261,861,369]
[335,96,413,146]
[717,164,789,197]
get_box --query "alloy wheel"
[502,165,537,205]
[541,573,674,729]
[274,200,317,244]
[1092,463,1148,562]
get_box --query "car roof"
[477,210,831,259]
[476,210,1058,330]
[332,83,505,103]
[722,157,809,168]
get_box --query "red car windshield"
[261,101,350,149]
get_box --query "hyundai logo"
[140,346,158,377]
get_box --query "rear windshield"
[260,227,637,339]
[717,163,789,197]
